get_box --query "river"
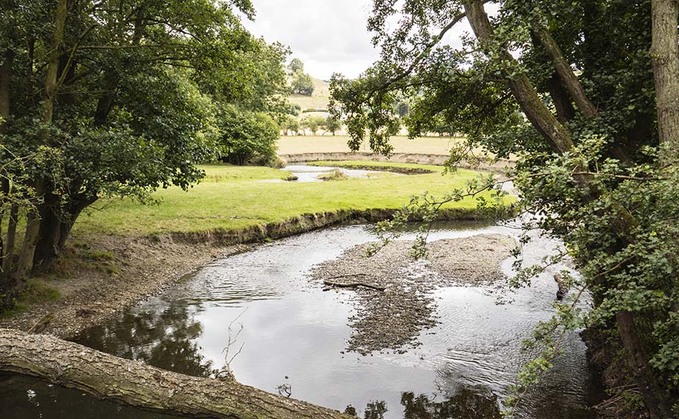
[0,222,603,418]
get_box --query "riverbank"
[0,160,514,338]
[0,234,245,338]
[0,208,510,339]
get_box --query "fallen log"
[323,279,385,291]
[0,328,349,418]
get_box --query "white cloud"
[241,0,379,79]
[240,1,499,80]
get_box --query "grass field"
[288,78,331,111]
[74,163,502,238]
[278,135,463,155]
[289,95,330,112]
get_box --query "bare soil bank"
[0,235,248,339]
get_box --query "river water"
[0,222,603,418]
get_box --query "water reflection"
[0,374,181,419]
[283,164,384,182]
[347,387,501,419]
[77,299,213,377]
[400,388,501,419]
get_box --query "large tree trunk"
[14,207,40,282]
[531,27,597,118]
[2,203,18,274]
[463,0,573,154]
[615,312,674,418]
[31,193,63,274]
[0,48,13,125]
[0,328,350,418]
[0,0,15,126]
[42,0,67,124]
[546,73,576,124]
[651,0,679,150]
[15,0,69,285]
[32,191,97,273]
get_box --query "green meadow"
[74,163,508,238]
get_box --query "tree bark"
[615,312,674,418]
[31,193,63,273]
[32,191,97,273]
[2,203,18,274]
[532,27,597,117]
[0,0,15,126]
[0,48,13,125]
[15,208,40,282]
[546,73,576,124]
[651,0,679,150]
[463,0,573,154]
[43,0,68,124]
[0,328,350,419]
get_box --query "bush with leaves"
[217,105,279,166]
[300,115,327,135]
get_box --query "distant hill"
[288,77,330,113]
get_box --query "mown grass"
[74,163,507,238]
[199,164,292,182]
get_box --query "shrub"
[217,105,279,166]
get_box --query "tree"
[396,101,410,118]
[331,0,679,416]
[301,115,326,135]
[291,71,315,96]
[288,57,315,96]
[325,115,342,136]
[280,114,301,136]
[288,57,304,73]
[0,0,288,308]
[217,105,280,166]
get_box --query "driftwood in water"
[553,273,568,301]
[323,274,385,291]
[0,328,349,418]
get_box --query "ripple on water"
[0,222,602,419]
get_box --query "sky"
[239,1,488,81]
[240,0,380,80]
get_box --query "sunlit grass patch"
[200,164,292,182]
[74,163,512,238]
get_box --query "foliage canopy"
[0,0,288,307]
